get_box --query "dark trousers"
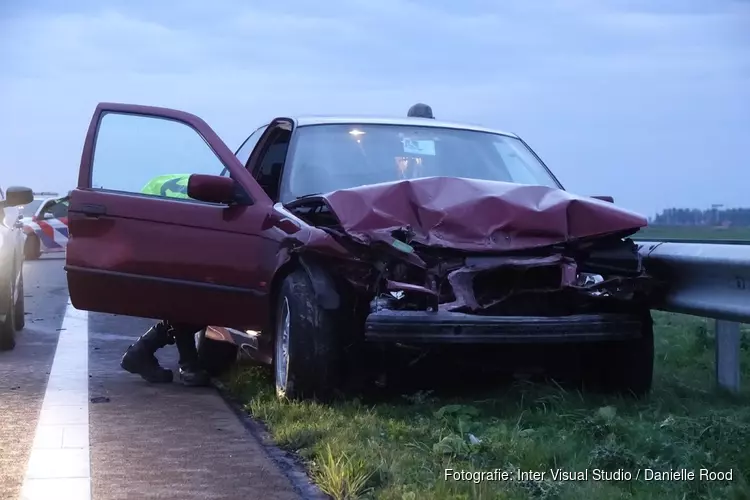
[162,321,205,369]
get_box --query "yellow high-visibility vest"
[141,174,191,199]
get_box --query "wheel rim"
[275,297,291,396]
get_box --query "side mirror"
[187,174,237,205]
[591,195,614,203]
[4,186,33,207]
[43,212,55,220]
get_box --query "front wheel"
[24,235,41,260]
[13,273,25,331]
[274,269,343,401]
[0,282,17,351]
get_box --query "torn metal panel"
[283,177,654,321]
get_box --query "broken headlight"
[575,272,604,287]
[575,272,607,297]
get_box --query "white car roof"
[291,116,519,138]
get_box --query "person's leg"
[170,323,210,387]
[120,320,175,383]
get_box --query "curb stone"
[212,379,330,500]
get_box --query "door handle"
[80,203,107,217]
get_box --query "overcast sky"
[1,0,748,216]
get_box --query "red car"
[66,103,655,400]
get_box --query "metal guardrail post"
[715,320,740,393]
[638,241,747,393]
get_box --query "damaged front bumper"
[364,310,645,344]
[283,194,657,346]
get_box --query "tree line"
[651,207,750,226]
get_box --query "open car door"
[66,103,278,329]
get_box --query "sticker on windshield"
[402,138,436,156]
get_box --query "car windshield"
[20,199,43,217]
[280,123,561,202]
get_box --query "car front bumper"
[364,310,644,344]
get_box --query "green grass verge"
[635,226,750,241]
[225,313,750,500]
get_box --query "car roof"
[290,116,519,138]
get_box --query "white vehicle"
[19,192,69,260]
[1,185,33,349]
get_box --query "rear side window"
[91,113,227,201]
[236,126,268,167]
[222,125,268,177]
[42,199,69,219]
[21,199,43,217]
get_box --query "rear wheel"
[24,235,41,260]
[13,273,25,331]
[0,282,17,351]
[583,312,654,397]
[274,269,343,401]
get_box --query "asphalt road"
[0,256,309,500]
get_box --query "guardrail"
[638,241,748,393]
[633,237,750,246]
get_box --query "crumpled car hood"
[313,177,646,252]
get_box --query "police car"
[20,192,70,260]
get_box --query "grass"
[225,313,750,500]
[635,226,750,242]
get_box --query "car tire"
[24,235,41,260]
[0,282,17,351]
[196,328,239,377]
[13,272,25,331]
[273,268,343,401]
[583,311,654,397]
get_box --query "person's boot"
[178,364,211,387]
[174,329,210,387]
[120,323,174,383]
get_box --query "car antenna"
[407,103,434,119]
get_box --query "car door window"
[91,113,226,201]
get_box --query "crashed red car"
[66,103,655,400]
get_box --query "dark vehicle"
[65,103,656,400]
[1,185,34,350]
